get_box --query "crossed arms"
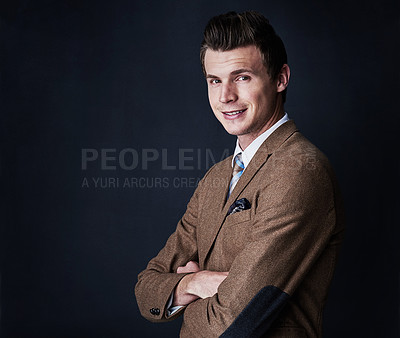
[135,142,343,338]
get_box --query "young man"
[135,11,345,337]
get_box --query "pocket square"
[227,198,251,216]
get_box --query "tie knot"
[233,153,244,171]
[232,153,245,178]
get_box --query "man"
[135,11,345,338]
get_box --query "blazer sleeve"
[134,173,207,322]
[180,156,343,337]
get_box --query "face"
[204,45,287,149]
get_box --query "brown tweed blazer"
[135,120,345,337]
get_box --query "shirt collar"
[232,113,290,168]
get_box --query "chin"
[221,125,238,135]
[223,125,249,136]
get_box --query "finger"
[186,261,200,272]
[177,264,197,274]
[191,261,200,268]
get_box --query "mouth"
[221,108,247,119]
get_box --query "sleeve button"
[150,308,160,315]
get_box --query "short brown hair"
[200,11,288,101]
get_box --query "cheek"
[208,90,218,109]
[208,96,222,120]
[244,93,262,113]
[251,92,269,111]
[241,87,260,104]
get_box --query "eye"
[209,79,221,85]
[237,75,250,81]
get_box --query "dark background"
[1,0,398,337]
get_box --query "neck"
[238,100,284,150]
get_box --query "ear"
[276,64,290,93]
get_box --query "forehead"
[204,45,265,76]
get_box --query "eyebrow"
[206,68,256,79]
[231,68,255,76]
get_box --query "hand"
[173,261,201,306]
[177,261,201,274]
[186,270,229,299]
[173,261,229,306]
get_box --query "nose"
[219,82,237,104]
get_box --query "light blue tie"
[228,153,245,198]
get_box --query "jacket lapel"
[199,121,298,267]
[198,158,231,266]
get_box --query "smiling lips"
[221,108,247,119]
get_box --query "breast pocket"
[224,209,252,227]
